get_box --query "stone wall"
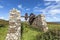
[5,8,21,40]
[32,14,48,32]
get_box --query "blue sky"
[0,0,60,22]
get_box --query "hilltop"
[0,19,8,25]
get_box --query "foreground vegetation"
[0,25,8,40]
[0,20,60,40]
[22,22,60,40]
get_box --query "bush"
[36,30,60,40]
[0,24,5,27]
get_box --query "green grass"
[22,22,60,40]
[0,22,60,40]
[48,23,60,30]
[0,25,8,40]
[21,22,43,40]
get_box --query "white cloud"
[18,5,22,9]
[0,5,4,8]
[34,6,39,9]
[5,19,9,21]
[46,16,60,22]
[42,1,60,15]
[20,17,29,21]
[20,17,25,21]
[33,1,60,15]
[26,8,30,11]
[53,16,57,19]
[49,9,60,15]
[33,1,60,22]
[44,0,60,2]
[0,17,8,20]
[46,17,52,22]
[33,6,42,13]
[53,16,60,21]
[0,17,4,19]
[44,2,51,6]
[44,2,60,21]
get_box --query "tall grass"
[22,22,60,40]
[0,25,8,40]
[0,22,60,40]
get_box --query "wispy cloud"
[44,0,60,2]
[43,2,60,15]
[48,9,60,15]
[33,1,60,16]
[32,1,60,22]
[26,8,30,11]
[18,4,22,9]
[0,5,4,8]
[0,17,4,19]
[33,6,42,13]
[44,2,51,6]
[44,1,60,21]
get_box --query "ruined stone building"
[29,14,48,32]
[5,8,48,40]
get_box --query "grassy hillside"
[0,19,8,25]
[22,22,60,40]
[0,19,8,40]
[0,20,60,40]
[0,25,8,40]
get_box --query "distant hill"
[0,19,60,25]
[0,19,9,25]
[47,22,60,24]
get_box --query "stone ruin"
[5,8,21,40]
[5,8,48,40]
[31,14,48,32]
[24,13,48,32]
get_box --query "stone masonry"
[5,8,21,40]
[32,14,48,32]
